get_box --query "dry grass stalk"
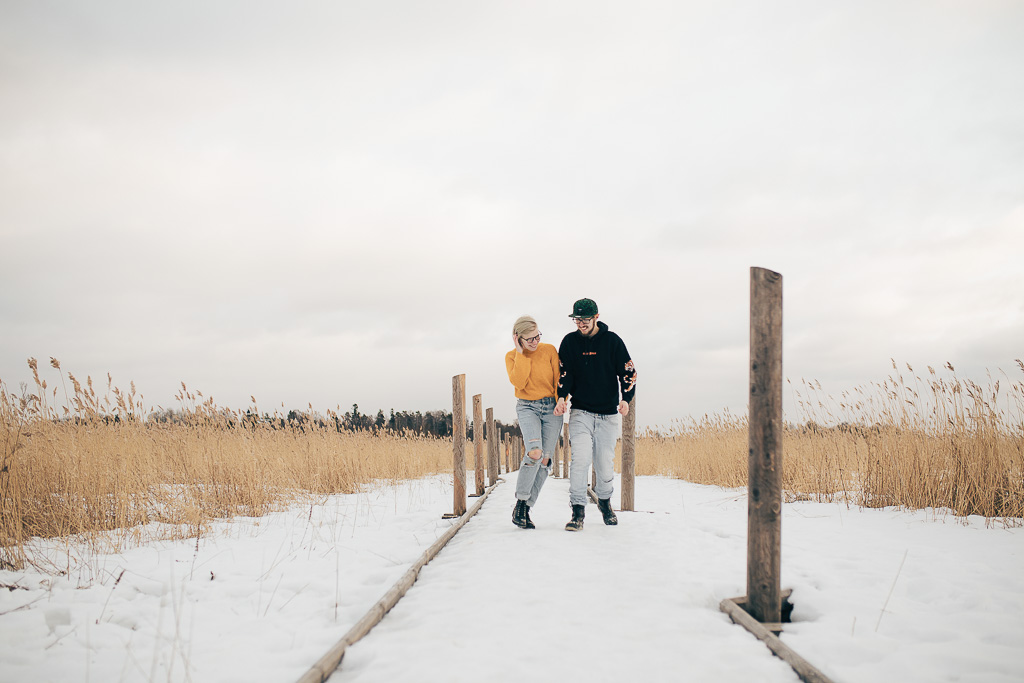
[1,359,450,571]
[630,361,1023,526]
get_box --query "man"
[554,298,637,531]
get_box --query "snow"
[1,474,1022,683]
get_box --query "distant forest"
[146,403,520,440]
[328,404,519,441]
[221,404,519,441]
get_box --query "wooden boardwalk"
[327,477,801,683]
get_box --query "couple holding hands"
[504,298,637,532]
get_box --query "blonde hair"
[512,315,538,338]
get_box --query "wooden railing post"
[562,423,571,479]
[452,374,466,516]
[486,407,498,485]
[504,433,510,472]
[747,267,783,625]
[550,429,559,478]
[621,396,635,511]
[555,433,563,477]
[472,395,485,496]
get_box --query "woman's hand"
[513,333,525,354]
[554,397,567,416]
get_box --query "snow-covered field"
[1,474,1021,683]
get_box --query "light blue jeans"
[568,409,621,506]
[515,397,562,507]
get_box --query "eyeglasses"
[522,333,542,343]
[572,317,594,325]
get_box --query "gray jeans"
[514,397,562,506]
[568,409,621,506]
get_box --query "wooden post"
[621,396,636,511]
[747,267,783,625]
[552,432,561,478]
[452,374,466,516]
[473,394,485,496]
[486,407,498,486]
[504,433,510,472]
[562,423,571,479]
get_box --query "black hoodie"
[557,321,637,415]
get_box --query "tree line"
[146,403,519,441]
[325,404,520,441]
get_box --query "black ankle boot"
[565,504,585,532]
[521,503,535,530]
[513,499,528,528]
[597,498,618,526]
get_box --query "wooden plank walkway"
[328,477,802,683]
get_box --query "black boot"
[565,504,585,532]
[521,503,535,530]
[512,499,528,528]
[597,498,618,526]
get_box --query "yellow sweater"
[505,343,560,400]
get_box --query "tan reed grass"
[1,359,451,571]
[632,361,1024,526]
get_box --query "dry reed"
[1,359,450,571]
[5,357,1022,573]
[633,361,1024,526]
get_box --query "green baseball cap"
[569,298,598,318]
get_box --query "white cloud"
[2,0,1023,428]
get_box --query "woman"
[505,315,563,529]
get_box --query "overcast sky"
[2,0,1022,429]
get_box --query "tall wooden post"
[747,267,783,625]
[452,374,467,516]
[621,396,636,511]
[562,423,571,479]
[504,433,510,472]
[473,395,485,496]
[486,407,498,485]
[555,434,562,477]
[550,430,559,478]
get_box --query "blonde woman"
[505,315,563,529]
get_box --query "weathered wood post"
[562,423,571,479]
[621,396,636,511]
[747,267,783,625]
[472,395,485,496]
[504,433,510,472]
[452,374,467,516]
[555,433,563,477]
[550,429,559,478]
[486,407,498,485]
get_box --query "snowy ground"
[1,474,1022,683]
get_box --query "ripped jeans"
[514,397,562,507]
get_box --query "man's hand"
[554,398,567,416]
[618,400,629,416]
